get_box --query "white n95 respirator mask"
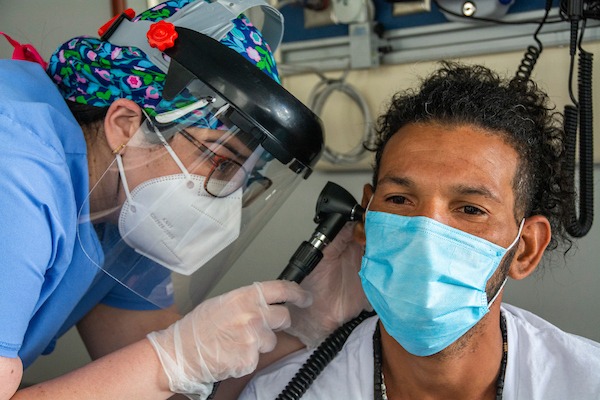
[118,172,241,276]
[115,129,242,276]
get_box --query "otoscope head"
[278,181,362,283]
[315,181,365,224]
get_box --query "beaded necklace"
[373,315,508,400]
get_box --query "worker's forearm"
[13,339,172,400]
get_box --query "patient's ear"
[103,99,143,154]
[509,215,551,280]
[354,184,374,246]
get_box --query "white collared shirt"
[240,304,600,399]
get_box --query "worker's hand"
[285,222,371,348]
[147,280,312,398]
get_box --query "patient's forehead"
[379,122,519,195]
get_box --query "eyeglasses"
[179,129,272,205]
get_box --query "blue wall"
[280,0,553,42]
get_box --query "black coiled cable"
[276,310,376,400]
[515,44,542,82]
[563,47,594,237]
[514,0,552,82]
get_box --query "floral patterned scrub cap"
[46,0,280,121]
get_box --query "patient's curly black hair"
[371,61,572,252]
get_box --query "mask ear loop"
[115,111,197,211]
[361,194,376,254]
[507,218,526,251]
[488,218,526,306]
[142,110,193,183]
[115,154,137,211]
[365,194,374,212]
[488,277,508,307]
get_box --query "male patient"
[239,62,600,399]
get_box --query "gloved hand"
[147,280,312,399]
[284,222,372,348]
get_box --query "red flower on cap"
[147,20,178,51]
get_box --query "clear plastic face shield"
[77,0,324,313]
[80,97,306,312]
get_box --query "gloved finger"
[257,329,278,354]
[256,280,313,308]
[263,304,293,331]
[325,222,356,254]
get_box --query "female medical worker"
[0,1,367,398]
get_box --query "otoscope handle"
[277,241,324,283]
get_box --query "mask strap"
[115,112,194,205]
[143,110,192,181]
[488,277,508,307]
[507,218,526,251]
[115,153,134,204]
[488,218,525,307]
[365,194,374,212]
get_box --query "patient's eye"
[387,195,408,205]
[462,205,485,215]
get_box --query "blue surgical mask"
[359,210,523,357]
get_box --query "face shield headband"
[103,0,284,75]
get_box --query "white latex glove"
[147,280,312,399]
[284,222,372,348]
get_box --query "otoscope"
[278,181,365,283]
[275,182,371,400]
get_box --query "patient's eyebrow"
[452,184,502,203]
[378,176,502,203]
[377,175,414,188]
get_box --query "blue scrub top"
[0,60,167,368]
